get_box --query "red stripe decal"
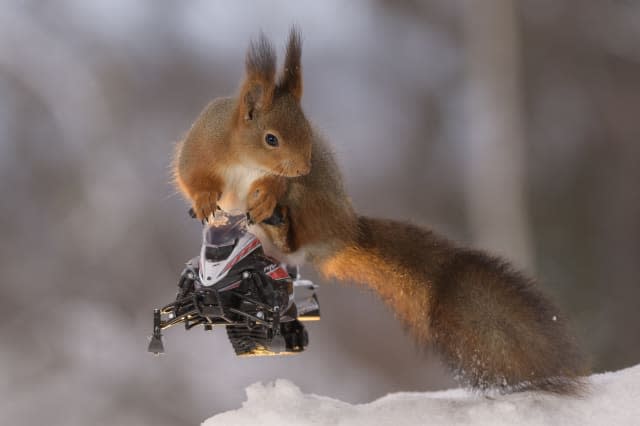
[221,238,260,274]
[267,266,290,280]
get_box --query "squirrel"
[173,28,589,394]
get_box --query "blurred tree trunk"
[462,0,534,270]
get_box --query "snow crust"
[203,364,640,426]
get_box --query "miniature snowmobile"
[147,210,320,356]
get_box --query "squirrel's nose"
[297,162,311,176]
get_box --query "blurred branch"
[462,0,534,270]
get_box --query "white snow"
[203,364,640,426]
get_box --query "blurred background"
[1,1,639,424]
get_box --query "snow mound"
[203,364,640,426]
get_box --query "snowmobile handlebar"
[188,205,285,226]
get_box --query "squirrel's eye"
[265,133,279,147]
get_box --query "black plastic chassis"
[148,266,305,355]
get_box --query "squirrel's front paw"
[247,188,278,224]
[192,191,219,221]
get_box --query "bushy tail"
[320,216,588,394]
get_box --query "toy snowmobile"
[147,210,320,356]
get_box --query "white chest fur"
[217,164,267,213]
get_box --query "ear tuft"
[278,26,303,101]
[239,32,277,122]
[246,32,277,83]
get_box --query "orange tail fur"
[320,216,588,394]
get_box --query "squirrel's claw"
[191,191,219,222]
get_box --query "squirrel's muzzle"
[296,162,311,176]
[282,157,310,177]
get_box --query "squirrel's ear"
[239,33,276,121]
[278,27,303,101]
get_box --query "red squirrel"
[174,28,588,394]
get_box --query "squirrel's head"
[232,28,312,177]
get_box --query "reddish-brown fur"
[174,28,312,222]
[321,218,588,393]
[174,29,589,394]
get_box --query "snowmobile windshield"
[202,212,248,260]
[204,244,234,262]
